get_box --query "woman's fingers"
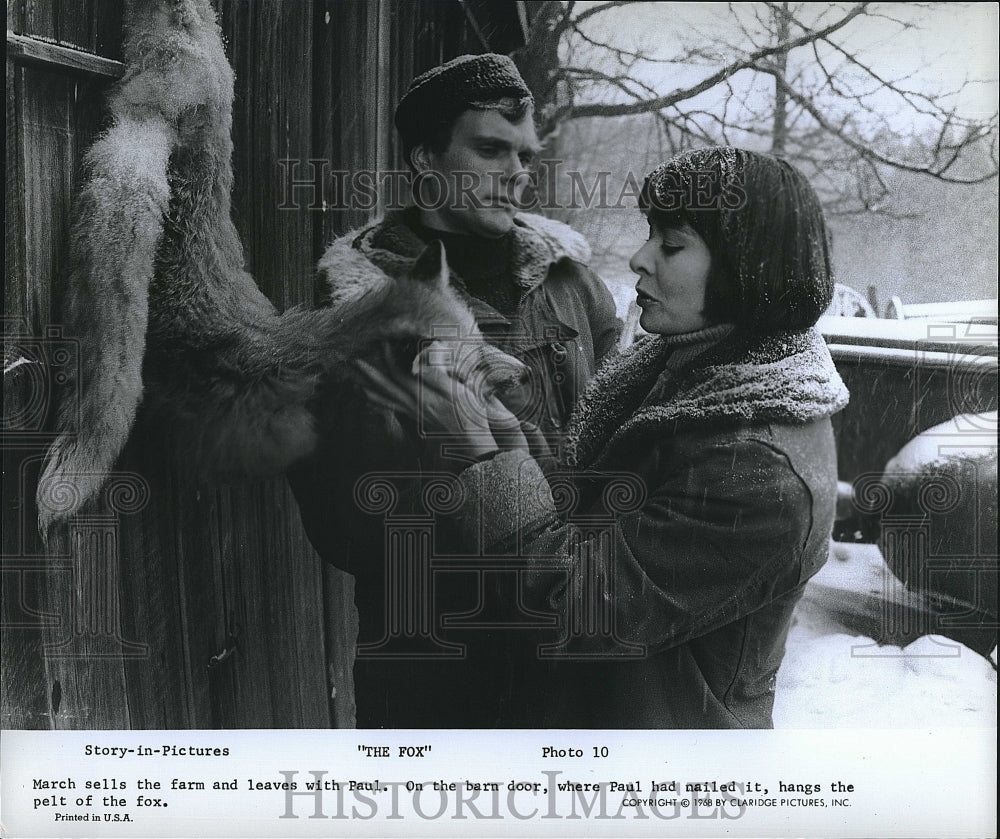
[356,344,525,451]
[354,359,417,415]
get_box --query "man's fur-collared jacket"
[454,326,850,729]
[322,209,623,441]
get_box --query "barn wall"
[3,0,516,729]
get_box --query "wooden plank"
[56,0,94,50]
[8,0,25,34]
[201,483,251,728]
[116,437,199,729]
[198,0,332,727]
[6,32,126,79]
[336,1,387,232]
[42,519,133,729]
[2,50,124,729]
[0,451,60,729]
[311,0,338,252]
[9,0,123,57]
[323,565,358,727]
[91,0,124,60]
[20,0,57,41]
[259,481,329,726]
[16,64,65,332]
[5,61,28,332]
[219,0,316,308]
[310,1,364,728]
[386,0,416,170]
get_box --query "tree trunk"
[771,2,790,155]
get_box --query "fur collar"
[563,327,850,468]
[318,210,591,304]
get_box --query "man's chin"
[472,208,517,237]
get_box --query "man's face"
[416,109,541,238]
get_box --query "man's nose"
[503,149,526,176]
[501,160,534,208]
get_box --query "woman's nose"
[629,240,651,275]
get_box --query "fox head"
[334,240,527,400]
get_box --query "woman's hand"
[355,342,528,459]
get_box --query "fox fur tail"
[36,0,325,534]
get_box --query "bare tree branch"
[765,69,998,183]
[563,3,870,118]
[518,0,998,218]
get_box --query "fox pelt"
[35,0,493,534]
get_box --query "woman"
[362,147,849,728]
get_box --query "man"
[290,53,620,728]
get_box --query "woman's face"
[629,220,713,335]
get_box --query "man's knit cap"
[394,53,533,154]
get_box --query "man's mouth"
[636,290,656,307]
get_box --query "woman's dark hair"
[639,147,834,333]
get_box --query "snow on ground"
[774,545,997,728]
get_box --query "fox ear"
[410,240,449,289]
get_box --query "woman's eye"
[660,244,683,255]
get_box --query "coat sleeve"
[454,435,817,655]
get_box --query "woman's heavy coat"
[456,326,850,728]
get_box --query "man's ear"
[410,240,449,289]
[411,144,433,174]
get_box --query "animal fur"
[37,0,513,533]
